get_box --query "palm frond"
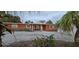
[0,22,12,34]
[56,11,74,31]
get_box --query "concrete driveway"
[2,31,74,46]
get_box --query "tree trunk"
[74,29,79,46]
[0,36,2,47]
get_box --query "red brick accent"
[4,23,57,31]
[17,23,26,30]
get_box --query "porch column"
[40,25,43,31]
[31,24,34,31]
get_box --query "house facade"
[4,22,57,32]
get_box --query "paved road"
[2,31,74,45]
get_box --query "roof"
[3,22,55,26]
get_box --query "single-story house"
[4,22,57,32]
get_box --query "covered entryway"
[42,25,46,31]
[33,25,41,31]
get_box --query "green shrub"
[32,34,56,47]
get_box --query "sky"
[8,11,67,23]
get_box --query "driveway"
[2,31,74,46]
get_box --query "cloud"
[7,11,66,23]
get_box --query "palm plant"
[56,11,79,45]
[32,34,55,47]
[0,22,12,46]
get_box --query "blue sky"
[8,11,67,23]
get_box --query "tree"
[39,20,45,23]
[0,11,5,16]
[25,20,33,23]
[0,14,12,22]
[56,11,79,45]
[0,12,21,23]
[46,20,53,24]
[0,22,12,46]
[11,16,21,23]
